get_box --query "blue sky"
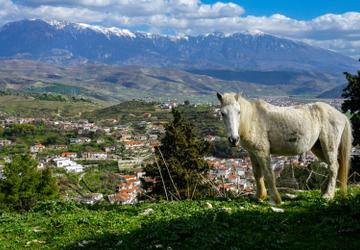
[1,0,359,58]
[203,0,360,19]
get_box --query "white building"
[82,152,108,160]
[53,157,83,173]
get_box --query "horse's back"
[256,101,335,156]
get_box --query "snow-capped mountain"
[43,19,137,39]
[0,19,357,73]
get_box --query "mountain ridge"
[0,19,357,74]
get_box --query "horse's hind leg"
[311,138,326,162]
[250,154,267,201]
[255,153,281,205]
[311,139,330,193]
[318,131,342,199]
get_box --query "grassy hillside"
[1,188,360,250]
[0,95,103,118]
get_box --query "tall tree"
[342,69,360,145]
[143,109,212,200]
[0,154,59,211]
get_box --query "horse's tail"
[338,117,352,196]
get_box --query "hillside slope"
[0,60,344,99]
[1,188,360,250]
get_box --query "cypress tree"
[342,70,360,145]
[143,109,212,200]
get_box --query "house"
[149,134,158,140]
[78,193,103,205]
[137,121,150,128]
[96,139,105,144]
[103,146,116,153]
[120,133,132,141]
[30,144,45,153]
[0,139,12,147]
[82,137,92,143]
[48,144,68,150]
[108,192,132,205]
[81,152,108,160]
[120,175,141,186]
[148,125,165,135]
[133,134,148,141]
[109,174,141,205]
[215,166,232,178]
[123,140,146,150]
[61,152,78,159]
[52,157,83,173]
[108,187,139,205]
[69,138,82,144]
[103,127,111,133]
[118,159,143,169]
[160,101,177,110]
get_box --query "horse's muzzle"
[228,136,239,146]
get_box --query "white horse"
[217,92,352,205]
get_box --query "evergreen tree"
[0,154,59,211]
[342,69,360,145]
[38,167,59,200]
[143,109,212,200]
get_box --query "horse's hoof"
[256,195,267,202]
[269,196,282,206]
[321,193,334,200]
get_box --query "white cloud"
[1,1,360,58]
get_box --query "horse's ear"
[235,91,244,101]
[216,92,223,102]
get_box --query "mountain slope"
[317,84,346,98]
[0,19,357,74]
[0,60,343,101]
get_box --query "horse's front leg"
[250,154,267,201]
[255,153,282,205]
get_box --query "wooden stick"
[190,180,198,200]
[168,190,180,201]
[157,147,181,199]
[154,154,169,201]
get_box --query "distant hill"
[0,19,357,75]
[317,84,346,98]
[0,59,345,100]
[0,94,101,118]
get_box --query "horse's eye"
[238,111,241,115]
[221,112,225,116]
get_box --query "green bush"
[0,154,59,211]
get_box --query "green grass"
[1,188,360,250]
